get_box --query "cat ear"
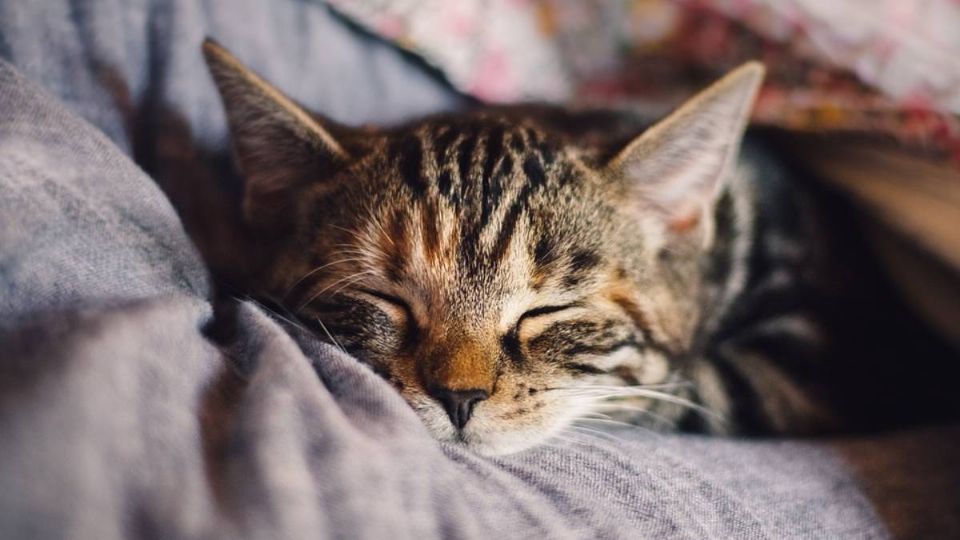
[202,38,349,228]
[606,62,764,242]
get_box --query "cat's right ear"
[202,38,349,229]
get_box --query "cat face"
[203,39,763,454]
[263,117,676,455]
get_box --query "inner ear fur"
[606,62,765,240]
[202,38,350,230]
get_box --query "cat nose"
[430,388,489,430]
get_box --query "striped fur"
[203,41,958,454]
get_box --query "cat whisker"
[238,295,312,334]
[330,246,370,258]
[543,434,589,449]
[370,218,397,249]
[329,271,378,298]
[545,382,691,392]
[314,317,347,354]
[330,225,369,245]
[553,384,723,423]
[597,399,724,425]
[578,414,634,428]
[282,257,367,301]
[576,417,663,439]
[588,404,680,431]
[296,270,378,311]
[567,425,623,444]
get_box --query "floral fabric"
[328,0,960,163]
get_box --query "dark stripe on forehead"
[481,127,504,184]
[490,177,537,263]
[522,155,547,189]
[419,199,441,261]
[479,128,505,230]
[457,130,478,184]
[488,153,550,263]
[392,135,427,197]
[498,152,514,179]
[433,125,459,161]
[537,141,556,167]
[437,169,453,198]
[490,153,513,218]
[508,131,526,152]
[524,127,540,147]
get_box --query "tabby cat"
[200,39,956,455]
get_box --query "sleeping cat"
[200,39,956,455]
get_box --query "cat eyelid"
[517,303,580,326]
[356,288,416,321]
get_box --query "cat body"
[200,40,956,454]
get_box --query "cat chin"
[411,396,584,455]
[430,416,575,456]
[457,430,548,456]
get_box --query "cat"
[199,39,958,455]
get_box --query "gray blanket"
[1,1,958,538]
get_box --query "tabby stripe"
[456,130,478,185]
[508,131,526,152]
[385,210,409,281]
[393,135,427,197]
[486,154,549,262]
[491,153,511,216]
[607,294,674,356]
[708,348,772,434]
[437,169,453,198]
[524,127,540,148]
[420,198,441,260]
[479,127,504,230]
[561,362,607,375]
[564,338,642,357]
[521,155,547,189]
[433,126,459,161]
[489,176,537,263]
[501,331,523,365]
[537,140,556,167]
[533,235,558,268]
[564,248,601,287]
[728,316,823,383]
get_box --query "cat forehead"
[367,113,581,203]
[377,111,565,160]
[365,115,592,236]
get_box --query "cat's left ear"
[203,38,349,229]
[606,62,764,243]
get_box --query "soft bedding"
[1,1,959,538]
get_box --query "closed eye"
[502,303,580,364]
[356,288,418,330]
[517,303,579,327]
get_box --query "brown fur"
[202,39,770,454]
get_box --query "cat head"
[203,39,763,454]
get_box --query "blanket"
[1,1,959,538]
